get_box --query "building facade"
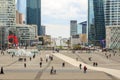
[17,0,26,23]
[16,24,37,46]
[26,0,41,35]
[104,0,120,26]
[0,0,16,46]
[70,20,77,36]
[16,11,24,24]
[88,0,105,45]
[78,21,87,34]
[41,25,46,35]
[106,26,120,49]
[104,0,120,49]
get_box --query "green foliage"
[73,45,81,50]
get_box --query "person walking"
[83,66,87,73]
[24,63,26,68]
[93,62,95,66]
[79,64,82,69]
[62,62,65,67]
[95,62,98,67]
[30,57,31,61]
[40,62,42,68]
[0,67,4,74]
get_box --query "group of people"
[93,62,98,67]
[79,64,87,73]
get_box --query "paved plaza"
[0,49,120,80]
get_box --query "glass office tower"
[88,0,105,45]
[26,0,41,35]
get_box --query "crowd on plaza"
[0,48,119,75]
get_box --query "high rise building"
[78,21,87,34]
[0,0,16,46]
[41,25,46,35]
[70,20,77,36]
[88,0,105,45]
[17,0,26,23]
[16,11,24,24]
[104,0,120,49]
[0,0,16,27]
[26,0,41,35]
[104,0,120,26]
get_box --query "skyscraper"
[26,0,41,35]
[0,0,16,45]
[70,20,77,36]
[104,0,120,26]
[0,0,16,27]
[104,0,120,49]
[17,0,26,23]
[88,0,105,45]
[41,25,46,35]
[78,21,87,34]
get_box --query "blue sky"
[16,0,88,38]
[42,0,88,38]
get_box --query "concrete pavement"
[52,52,120,79]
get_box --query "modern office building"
[17,0,26,23]
[77,23,82,34]
[16,11,24,24]
[41,25,46,35]
[16,24,37,46]
[88,0,105,45]
[106,26,120,49]
[78,21,87,34]
[70,20,77,36]
[0,0,16,46]
[104,0,120,26]
[104,0,120,49]
[26,0,41,35]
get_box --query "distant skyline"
[16,0,88,38]
[42,0,88,38]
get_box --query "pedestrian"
[62,62,65,67]
[40,57,43,62]
[30,57,31,61]
[109,54,111,57]
[95,62,98,67]
[76,57,78,61]
[83,66,87,73]
[79,64,82,69]
[46,58,48,62]
[24,63,26,68]
[106,56,108,59]
[40,62,42,67]
[88,57,92,61]
[93,62,95,66]
[0,67,4,74]
[50,66,54,74]
[24,58,26,62]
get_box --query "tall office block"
[26,0,41,35]
[70,20,77,36]
[17,0,26,23]
[0,0,16,46]
[104,0,120,26]
[0,0,16,27]
[78,21,87,34]
[41,25,46,35]
[88,0,105,45]
[104,0,120,49]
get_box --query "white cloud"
[41,0,88,38]
[45,24,70,38]
[42,0,88,20]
